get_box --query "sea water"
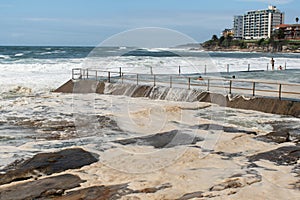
[0,46,300,169]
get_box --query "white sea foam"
[39,51,53,55]
[0,58,84,94]
[1,91,299,169]
[1,53,300,95]
[14,53,24,57]
[0,55,10,59]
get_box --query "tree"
[212,35,218,41]
[220,36,233,48]
[239,41,247,49]
[273,29,285,40]
[210,35,219,46]
[257,38,265,46]
[218,36,225,46]
[296,17,299,24]
[226,35,233,43]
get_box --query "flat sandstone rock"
[0,148,98,185]
[0,174,83,200]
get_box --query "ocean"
[0,46,300,186]
[1,46,300,95]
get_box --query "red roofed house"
[275,24,300,40]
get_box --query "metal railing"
[71,68,300,100]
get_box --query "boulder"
[0,174,83,200]
[248,146,300,165]
[0,148,98,185]
[114,130,203,148]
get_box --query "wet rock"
[0,174,83,200]
[245,163,277,172]
[209,170,262,192]
[269,121,300,134]
[8,114,123,140]
[177,191,203,200]
[2,158,26,172]
[246,163,261,169]
[97,115,122,132]
[54,183,171,200]
[136,183,171,193]
[54,184,132,200]
[214,151,243,160]
[0,148,98,185]
[260,121,300,144]
[74,115,123,137]
[210,178,243,191]
[293,181,300,190]
[256,130,292,144]
[248,146,300,165]
[10,118,76,140]
[114,130,203,148]
[292,164,300,176]
[190,124,257,135]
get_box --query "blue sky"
[0,0,299,46]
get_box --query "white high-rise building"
[243,5,284,40]
[233,6,285,40]
[233,15,243,39]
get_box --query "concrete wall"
[54,80,300,117]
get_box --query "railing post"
[227,64,229,73]
[136,74,139,85]
[188,78,191,90]
[207,79,210,91]
[82,69,85,80]
[229,80,232,95]
[252,82,256,96]
[284,62,287,70]
[204,65,207,75]
[153,75,156,86]
[121,73,124,84]
[267,63,269,71]
[108,71,111,83]
[119,67,122,77]
[72,69,74,79]
[248,64,250,72]
[170,76,172,88]
[87,69,89,79]
[95,70,98,81]
[279,84,282,100]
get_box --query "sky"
[0,0,299,46]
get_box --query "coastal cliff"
[201,36,300,53]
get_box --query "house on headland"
[274,24,300,40]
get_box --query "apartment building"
[233,6,284,40]
[233,16,243,39]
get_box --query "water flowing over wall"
[54,80,300,117]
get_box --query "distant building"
[222,29,234,37]
[275,24,300,39]
[233,16,243,39]
[233,5,285,40]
